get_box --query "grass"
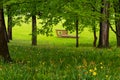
[0,21,120,79]
[1,45,120,80]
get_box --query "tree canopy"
[1,0,120,48]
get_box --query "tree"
[113,0,120,47]
[0,5,12,62]
[75,16,79,47]
[22,0,38,45]
[32,15,37,45]
[38,0,102,47]
[6,0,38,45]
[15,0,45,45]
[61,0,100,47]
[7,5,13,40]
[98,0,110,48]
[4,0,114,48]
[92,21,97,47]
[31,1,37,45]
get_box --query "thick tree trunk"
[114,0,120,47]
[75,17,79,47]
[7,6,12,40]
[98,0,109,48]
[32,15,37,45]
[0,7,12,62]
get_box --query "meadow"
[0,21,120,80]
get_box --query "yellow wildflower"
[94,67,97,71]
[101,66,103,69]
[42,62,45,65]
[93,72,97,76]
[100,62,103,65]
[89,69,93,72]
[106,75,108,78]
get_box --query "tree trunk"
[98,0,110,48]
[116,20,120,47]
[75,17,79,47]
[0,7,12,62]
[114,0,120,47]
[7,6,12,40]
[93,24,97,47]
[32,15,37,45]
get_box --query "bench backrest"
[56,30,68,37]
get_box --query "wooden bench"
[56,29,78,38]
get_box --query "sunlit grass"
[10,21,117,47]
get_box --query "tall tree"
[98,0,110,48]
[75,16,79,47]
[15,0,40,45]
[31,1,37,45]
[0,5,12,62]
[6,0,38,45]
[7,5,13,40]
[92,21,97,47]
[40,0,101,47]
[113,0,120,47]
[32,15,37,45]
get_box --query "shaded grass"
[0,45,119,79]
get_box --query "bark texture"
[114,0,120,47]
[32,15,37,45]
[7,6,12,40]
[98,0,110,48]
[93,25,97,47]
[0,7,12,62]
[75,17,79,47]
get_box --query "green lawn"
[10,21,116,47]
[0,22,119,79]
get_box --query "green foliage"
[2,0,119,36]
[4,0,101,35]
[3,0,115,36]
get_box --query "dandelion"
[42,62,45,65]
[100,62,103,65]
[89,69,93,72]
[106,75,108,78]
[94,67,97,71]
[92,71,97,76]
[101,66,103,69]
